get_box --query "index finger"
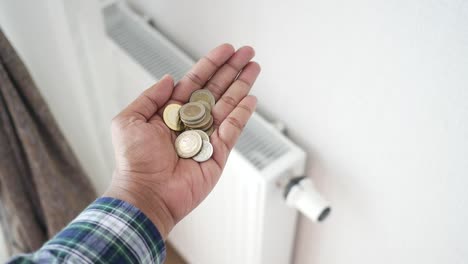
[171,43,235,102]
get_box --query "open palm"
[107,44,260,238]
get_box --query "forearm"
[8,197,166,264]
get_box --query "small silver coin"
[192,140,213,162]
[193,130,210,142]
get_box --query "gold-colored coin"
[190,89,215,107]
[163,104,183,131]
[181,112,206,126]
[198,100,212,112]
[197,116,213,131]
[184,113,212,129]
[180,102,206,123]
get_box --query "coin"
[192,140,213,162]
[190,89,215,107]
[198,100,212,112]
[163,89,218,161]
[175,131,203,158]
[204,125,215,136]
[180,112,206,126]
[184,113,212,129]
[193,130,210,142]
[163,104,184,131]
[180,102,206,123]
[197,115,214,131]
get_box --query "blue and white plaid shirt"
[8,197,166,264]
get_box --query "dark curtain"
[0,29,96,254]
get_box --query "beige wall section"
[0,0,116,259]
[0,0,115,193]
[126,0,468,263]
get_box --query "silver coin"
[175,131,202,158]
[193,130,210,142]
[192,140,213,162]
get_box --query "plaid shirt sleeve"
[8,197,166,264]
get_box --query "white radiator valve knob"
[284,177,331,222]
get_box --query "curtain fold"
[0,29,96,254]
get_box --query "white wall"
[127,0,468,263]
[1,0,467,263]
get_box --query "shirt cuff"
[50,197,166,263]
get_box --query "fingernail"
[243,46,255,56]
[222,43,235,51]
[161,74,174,85]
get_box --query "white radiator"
[102,3,329,263]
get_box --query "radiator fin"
[236,118,290,170]
[103,4,191,81]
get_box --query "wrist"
[103,172,175,239]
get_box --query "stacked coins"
[163,89,216,162]
[181,89,215,135]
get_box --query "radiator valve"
[284,177,331,222]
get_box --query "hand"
[104,44,261,239]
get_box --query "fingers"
[204,46,255,100]
[212,62,261,127]
[217,95,257,150]
[171,43,235,102]
[118,75,174,121]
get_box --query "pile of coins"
[163,89,216,162]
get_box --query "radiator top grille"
[103,4,191,81]
[102,3,290,170]
[235,117,290,170]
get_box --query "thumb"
[119,74,174,121]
